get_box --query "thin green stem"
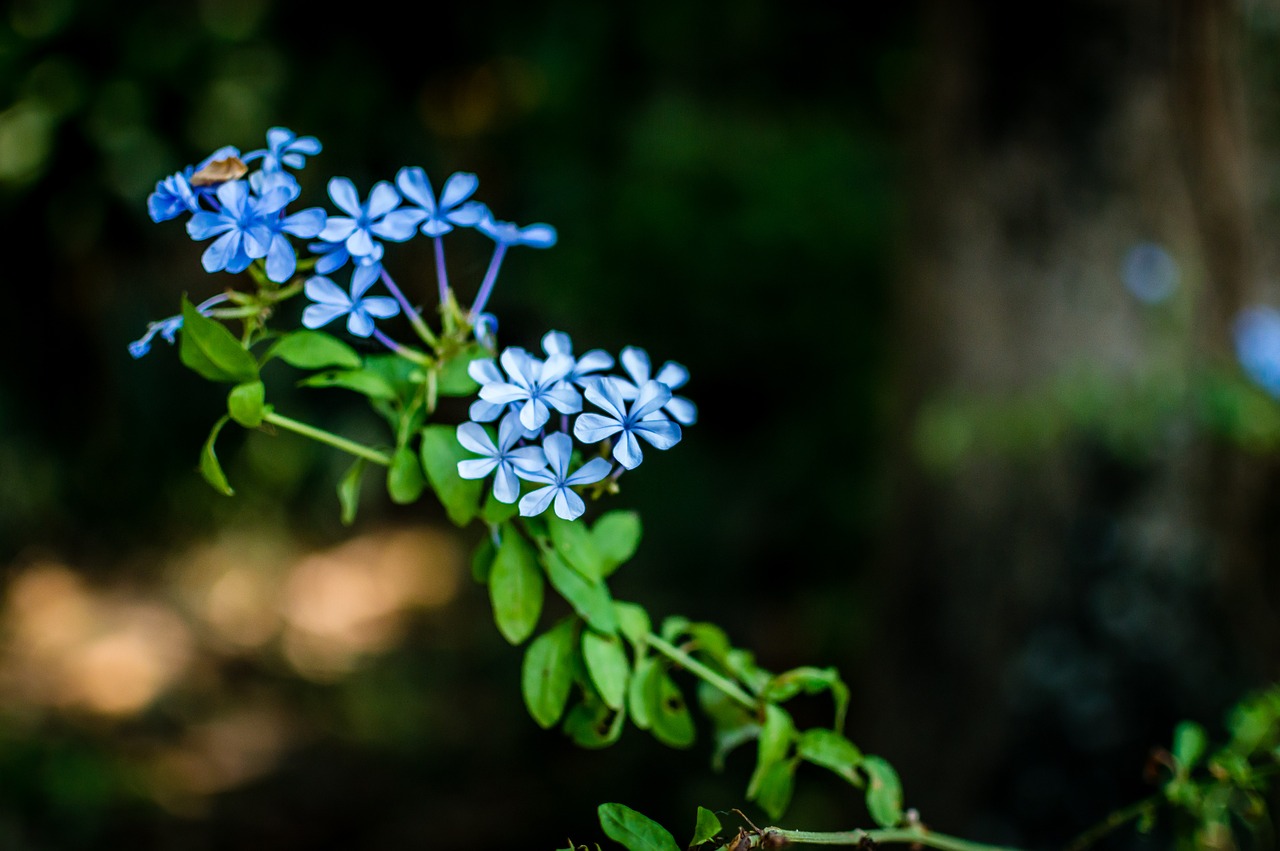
[644,632,757,713]
[1062,796,1155,851]
[263,411,392,466]
[771,826,1025,851]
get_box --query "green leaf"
[481,489,519,524]
[387,445,426,504]
[698,682,759,771]
[227,380,266,427]
[862,755,903,828]
[686,623,732,666]
[543,551,617,634]
[629,657,658,731]
[748,705,796,804]
[797,728,863,785]
[593,511,641,576]
[337,458,365,526]
[762,667,849,731]
[689,807,722,849]
[299,368,398,400]
[179,297,259,383]
[660,616,690,643]
[436,344,486,396]
[1173,721,1208,774]
[614,601,652,650]
[752,758,798,820]
[489,532,543,645]
[199,415,235,496]
[521,617,578,728]
[646,665,695,748]
[471,535,496,584]
[549,514,605,580]
[564,696,626,749]
[420,424,483,526]
[598,804,680,851]
[582,630,629,711]
[264,329,361,369]
[362,353,422,400]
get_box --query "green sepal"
[862,755,904,828]
[435,344,486,396]
[420,424,483,526]
[227,380,266,427]
[689,807,722,849]
[264,329,361,369]
[543,551,617,634]
[797,728,863,785]
[645,664,695,748]
[598,803,680,851]
[593,510,641,576]
[489,531,543,645]
[199,415,235,496]
[337,458,365,526]
[180,297,259,383]
[582,629,629,711]
[521,617,578,728]
[387,445,426,504]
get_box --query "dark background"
[0,1,1277,849]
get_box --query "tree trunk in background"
[873,0,1278,843]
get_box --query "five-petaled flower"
[456,415,548,504]
[516,432,613,521]
[316,178,421,262]
[574,377,682,469]
[478,348,583,432]
[395,168,484,237]
[302,265,400,338]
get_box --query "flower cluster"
[139,127,695,525]
[135,127,555,354]
[457,331,697,521]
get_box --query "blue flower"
[395,168,485,237]
[302,265,400,338]
[614,346,697,425]
[185,180,273,274]
[474,204,558,248]
[574,377,682,469]
[1235,306,1280,397]
[456,415,548,504]
[250,173,327,282]
[516,432,612,521]
[146,145,241,223]
[242,127,322,172]
[316,178,422,261]
[474,313,499,349]
[129,293,230,358]
[478,347,583,431]
[542,330,614,388]
[308,239,383,277]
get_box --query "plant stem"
[263,411,391,466]
[380,269,438,347]
[770,826,1026,851]
[644,632,757,713]
[1062,797,1156,851]
[469,242,507,322]
[434,235,450,306]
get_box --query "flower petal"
[664,395,698,426]
[574,413,622,444]
[620,347,651,386]
[565,457,612,486]
[366,181,401,218]
[305,276,350,306]
[457,422,497,456]
[613,431,644,470]
[302,302,349,329]
[632,419,682,450]
[440,172,479,209]
[518,485,558,518]
[328,177,361,216]
[492,463,521,503]
[458,457,499,480]
[541,432,573,478]
[553,488,585,521]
